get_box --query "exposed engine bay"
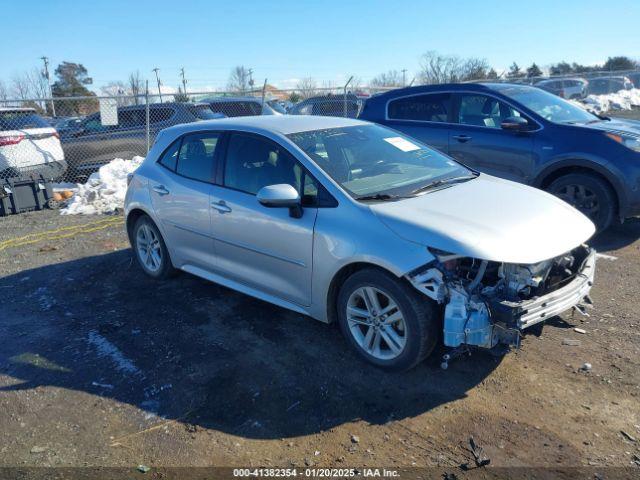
[408,244,596,356]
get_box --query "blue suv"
[359,83,640,231]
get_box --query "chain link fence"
[0,85,396,184]
[1,69,639,185]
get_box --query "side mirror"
[257,184,302,218]
[501,116,529,131]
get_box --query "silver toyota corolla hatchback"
[125,116,596,371]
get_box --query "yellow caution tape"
[0,216,123,251]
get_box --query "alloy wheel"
[346,286,407,360]
[555,183,600,219]
[136,224,162,273]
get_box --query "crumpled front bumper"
[489,248,596,330]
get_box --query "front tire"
[337,268,439,371]
[547,173,615,232]
[132,216,175,279]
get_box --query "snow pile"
[580,88,640,113]
[60,156,144,215]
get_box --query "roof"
[201,96,263,103]
[0,107,37,112]
[163,115,369,136]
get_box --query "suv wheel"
[337,268,438,371]
[547,173,615,232]
[132,216,175,279]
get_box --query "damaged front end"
[408,244,596,358]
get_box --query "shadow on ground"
[591,217,640,251]
[0,250,502,439]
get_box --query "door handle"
[452,135,472,143]
[211,200,232,214]
[152,185,170,196]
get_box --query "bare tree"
[370,70,404,88]
[296,77,318,99]
[418,51,493,84]
[128,70,144,104]
[11,73,32,100]
[418,51,462,84]
[0,80,9,101]
[227,66,251,93]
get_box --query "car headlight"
[605,132,640,152]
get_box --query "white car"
[0,108,67,180]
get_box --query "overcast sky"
[1,0,639,92]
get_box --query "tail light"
[0,134,25,146]
[52,131,60,139]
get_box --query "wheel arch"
[125,207,155,245]
[533,159,624,218]
[325,262,408,324]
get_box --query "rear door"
[448,93,536,183]
[380,93,451,153]
[149,131,221,270]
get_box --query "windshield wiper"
[356,193,407,202]
[410,174,478,195]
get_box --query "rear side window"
[387,93,450,122]
[119,109,146,128]
[0,111,49,130]
[158,139,180,171]
[176,132,220,182]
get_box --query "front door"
[448,93,536,183]
[210,132,317,306]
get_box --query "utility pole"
[248,68,254,91]
[401,68,407,87]
[180,67,187,94]
[40,56,56,116]
[152,68,163,102]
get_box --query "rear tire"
[337,268,439,371]
[547,173,615,232]
[132,215,176,279]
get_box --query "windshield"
[0,111,49,131]
[287,124,472,199]
[491,85,599,124]
[267,100,287,114]
[188,105,222,120]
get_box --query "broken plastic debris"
[137,465,150,473]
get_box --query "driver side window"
[223,133,320,206]
[457,94,522,129]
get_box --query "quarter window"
[175,133,219,182]
[158,139,180,171]
[387,93,450,122]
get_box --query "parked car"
[359,82,640,231]
[0,108,67,180]
[535,77,588,99]
[54,116,84,135]
[626,72,640,88]
[288,94,362,118]
[125,116,596,371]
[201,96,281,117]
[587,76,634,95]
[61,102,221,179]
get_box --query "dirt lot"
[0,208,639,478]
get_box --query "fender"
[532,155,629,215]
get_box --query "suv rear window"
[209,101,261,117]
[0,111,49,131]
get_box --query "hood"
[370,175,595,264]
[580,117,640,136]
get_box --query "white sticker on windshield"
[383,136,420,152]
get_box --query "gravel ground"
[0,209,639,478]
